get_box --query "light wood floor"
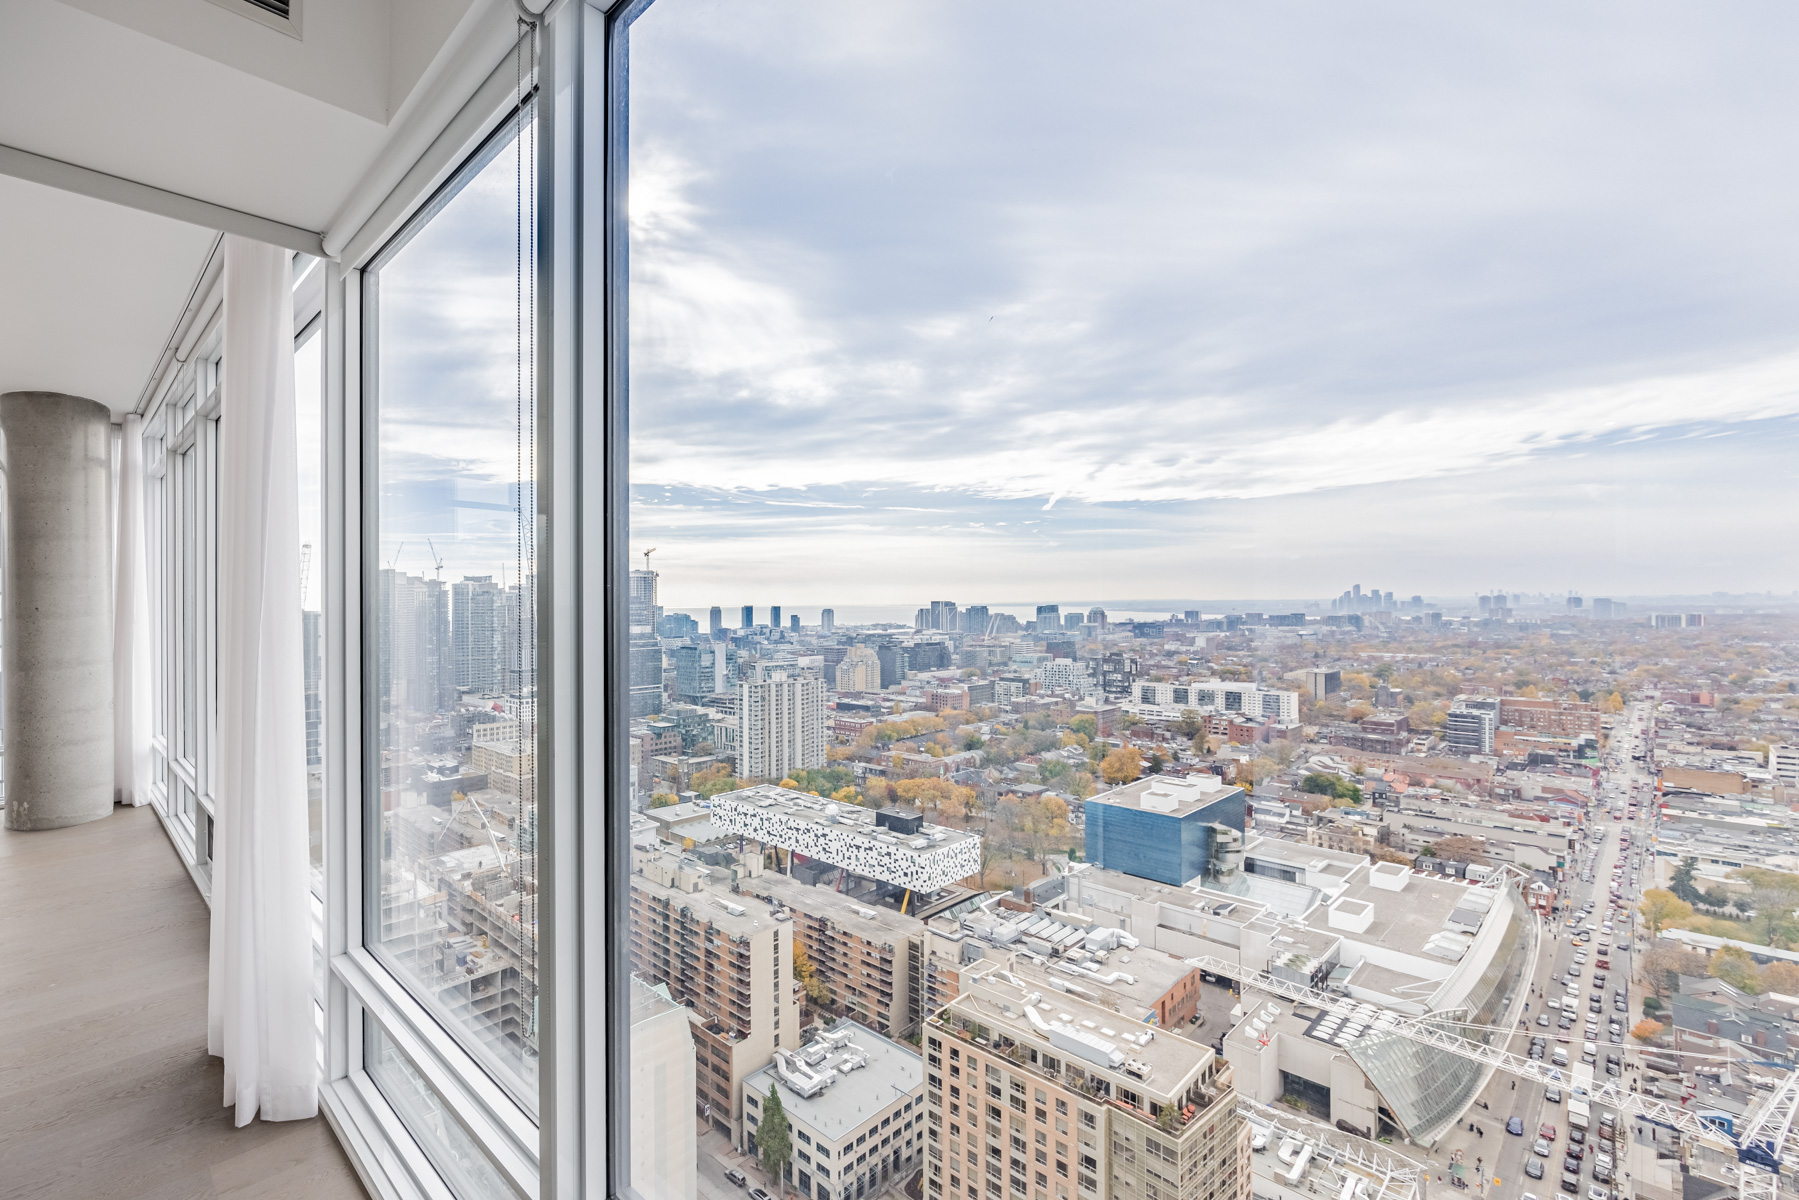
[0,803,368,1200]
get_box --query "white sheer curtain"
[207,234,317,1125]
[112,414,152,806]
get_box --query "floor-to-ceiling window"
[357,94,540,1188]
[297,312,327,893]
[147,331,222,882]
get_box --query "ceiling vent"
[205,0,302,38]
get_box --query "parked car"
[725,1170,748,1187]
[749,1189,773,1200]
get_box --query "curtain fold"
[207,234,317,1126]
[112,414,152,806]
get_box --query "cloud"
[376,1,1799,602]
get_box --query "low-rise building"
[743,1019,926,1200]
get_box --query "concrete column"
[1,392,114,830]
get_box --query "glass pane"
[367,1024,516,1200]
[296,329,326,891]
[622,3,1799,1199]
[180,444,197,766]
[367,116,538,1104]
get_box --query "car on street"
[1510,1117,1526,1136]
[1527,1159,1545,1179]
[1541,1123,1558,1140]
[1588,1188,1609,1200]
[725,1170,748,1187]
[1538,1014,1551,1026]
[1535,1138,1552,1157]
[1560,1171,1581,1195]
[1564,1155,1583,1174]
[749,1189,772,1200]
[1547,1086,1564,1103]
[1569,1128,1585,1145]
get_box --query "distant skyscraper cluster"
[379,568,536,717]
[1330,584,1426,614]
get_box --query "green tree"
[691,764,741,799]
[1068,715,1098,738]
[1300,773,1362,803]
[1669,857,1701,904]
[1173,709,1204,739]
[756,1086,793,1179]
[649,793,679,809]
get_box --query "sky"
[621,0,1799,613]
[362,4,1799,615]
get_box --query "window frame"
[144,311,224,895]
[311,10,600,1200]
[356,93,545,1125]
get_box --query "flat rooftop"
[1012,946,1199,1023]
[710,785,982,892]
[744,870,923,947]
[742,1020,922,1145]
[943,961,1216,1106]
[629,855,784,941]
[1084,773,1243,819]
[1335,870,1475,949]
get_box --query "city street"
[1427,703,1662,1200]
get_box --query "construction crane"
[386,541,404,572]
[1183,953,1799,1200]
[641,546,656,572]
[426,537,445,582]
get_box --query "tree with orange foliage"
[1100,747,1143,785]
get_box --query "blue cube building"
[1083,774,1247,887]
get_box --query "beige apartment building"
[924,961,1248,1200]
[629,852,799,1142]
[1498,696,1601,739]
[746,870,915,1038]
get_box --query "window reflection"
[367,113,539,1104]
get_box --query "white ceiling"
[0,0,477,414]
[0,173,216,414]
